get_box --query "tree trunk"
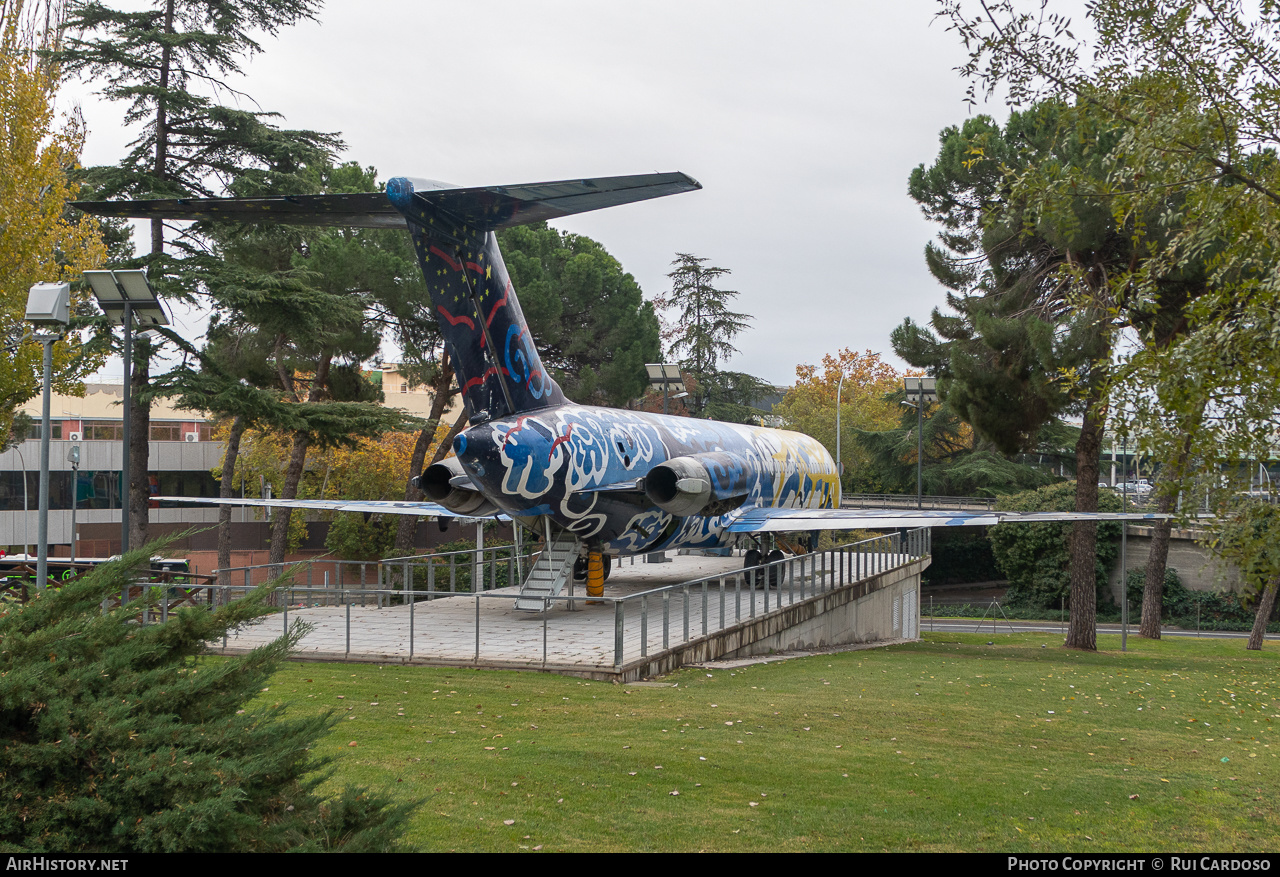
[127,349,150,550]
[1065,403,1106,651]
[268,431,309,567]
[129,0,174,550]
[393,357,455,554]
[1247,576,1278,651]
[1138,514,1173,638]
[216,415,245,588]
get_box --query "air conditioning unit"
[68,432,82,442]
[184,432,200,443]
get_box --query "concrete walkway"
[216,551,863,672]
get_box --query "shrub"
[989,481,1121,610]
[1122,567,1269,630]
[325,511,397,561]
[925,529,1001,585]
[0,547,415,852]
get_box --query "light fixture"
[82,269,167,552]
[26,283,70,589]
[646,363,686,416]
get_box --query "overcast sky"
[70,0,1005,387]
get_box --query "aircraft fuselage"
[453,403,841,555]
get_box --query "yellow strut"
[586,549,605,602]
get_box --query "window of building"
[83,421,123,441]
[25,421,63,441]
[149,422,182,442]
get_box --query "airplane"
[74,173,1169,603]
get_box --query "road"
[922,617,1277,641]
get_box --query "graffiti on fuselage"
[455,404,840,554]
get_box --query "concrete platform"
[214,549,924,680]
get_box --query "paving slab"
[215,551,871,672]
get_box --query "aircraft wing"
[158,496,508,522]
[71,172,702,232]
[724,507,1172,533]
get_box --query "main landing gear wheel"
[766,549,785,587]
[743,548,762,569]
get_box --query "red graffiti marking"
[460,366,512,393]
[502,415,529,448]
[547,424,574,463]
[486,282,511,327]
[436,305,474,331]
[429,245,462,271]
[461,367,499,393]
[466,261,485,275]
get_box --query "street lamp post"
[25,282,70,589]
[82,270,167,554]
[646,363,687,416]
[13,446,30,555]
[902,377,938,510]
[835,371,845,483]
[68,444,80,565]
[1121,435,1129,652]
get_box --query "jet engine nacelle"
[419,457,502,517]
[644,451,754,517]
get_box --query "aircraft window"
[615,440,632,468]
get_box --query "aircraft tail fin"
[73,171,702,423]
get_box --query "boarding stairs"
[514,530,578,611]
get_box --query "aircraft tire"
[766,549,785,587]
[743,548,762,569]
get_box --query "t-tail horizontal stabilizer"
[71,172,701,231]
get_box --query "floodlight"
[81,268,165,554]
[25,283,70,326]
[903,376,938,510]
[646,363,687,416]
[645,363,685,387]
[83,269,168,326]
[903,376,938,401]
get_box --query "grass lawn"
[253,633,1280,852]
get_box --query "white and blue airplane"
[75,173,1167,596]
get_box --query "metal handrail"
[185,527,932,670]
[842,493,998,510]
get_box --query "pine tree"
[905,103,1128,650]
[499,223,661,407]
[195,161,423,566]
[57,0,337,550]
[147,321,284,582]
[657,254,757,419]
[0,546,415,852]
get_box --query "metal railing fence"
[212,542,540,604]
[843,493,998,511]
[185,527,932,670]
